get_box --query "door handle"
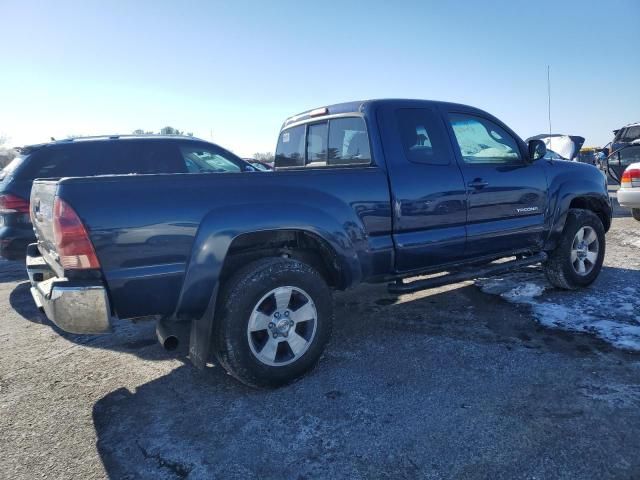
[468,180,489,189]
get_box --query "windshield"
[179,145,243,173]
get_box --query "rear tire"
[543,208,605,289]
[213,257,333,388]
[632,208,640,222]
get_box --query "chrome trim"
[27,250,112,334]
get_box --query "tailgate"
[30,180,62,273]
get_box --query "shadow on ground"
[0,259,29,284]
[92,279,640,479]
[8,276,178,362]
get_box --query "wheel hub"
[272,311,293,336]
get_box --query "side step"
[388,252,548,295]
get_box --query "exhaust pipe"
[156,319,180,351]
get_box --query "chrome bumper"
[26,244,112,334]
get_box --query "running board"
[388,252,548,295]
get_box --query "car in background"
[611,122,640,153]
[618,163,640,220]
[526,134,585,161]
[0,135,253,259]
[609,147,640,221]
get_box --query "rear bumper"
[26,244,112,334]
[617,188,640,208]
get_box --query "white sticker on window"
[282,132,290,143]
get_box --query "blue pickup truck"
[27,99,611,387]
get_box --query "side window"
[306,123,328,164]
[449,114,522,164]
[275,125,305,167]
[93,142,138,175]
[396,109,450,165]
[178,144,241,173]
[22,144,104,179]
[136,142,186,174]
[328,117,371,166]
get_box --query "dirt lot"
[1,202,639,479]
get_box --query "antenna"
[547,65,552,137]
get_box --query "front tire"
[543,208,605,289]
[632,208,640,222]
[213,257,333,388]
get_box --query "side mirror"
[601,147,610,157]
[528,139,547,161]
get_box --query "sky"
[0,0,638,156]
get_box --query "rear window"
[307,123,328,164]
[275,116,371,168]
[275,125,305,167]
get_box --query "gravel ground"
[1,202,639,479]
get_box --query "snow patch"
[533,304,640,351]
[617,233,640,249]
[476,270,640,351]
[476,270,548,305]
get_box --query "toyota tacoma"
[27,99,612,387]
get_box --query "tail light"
[0,193,30,214]
[621,167,640,189]
[53,197,100,269]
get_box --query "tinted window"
[306,123,328,164]
[397,109,450,165]
[179,144,241,173]
[21,144,106,179]
[328,117,371,166]
[275,125,305,167]
[619,126,640,142]
[449,114,521,164]
[133,141,186,173]
[96,142,138,174]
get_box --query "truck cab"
[275,100,563,272]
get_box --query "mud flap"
[188,284,219,369]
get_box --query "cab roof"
[281,98,483,130]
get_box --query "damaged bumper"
[26,244,112,334]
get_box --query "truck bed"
[31,169,393,319]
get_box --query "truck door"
[378,105,467,272]
[444,110,548,257]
